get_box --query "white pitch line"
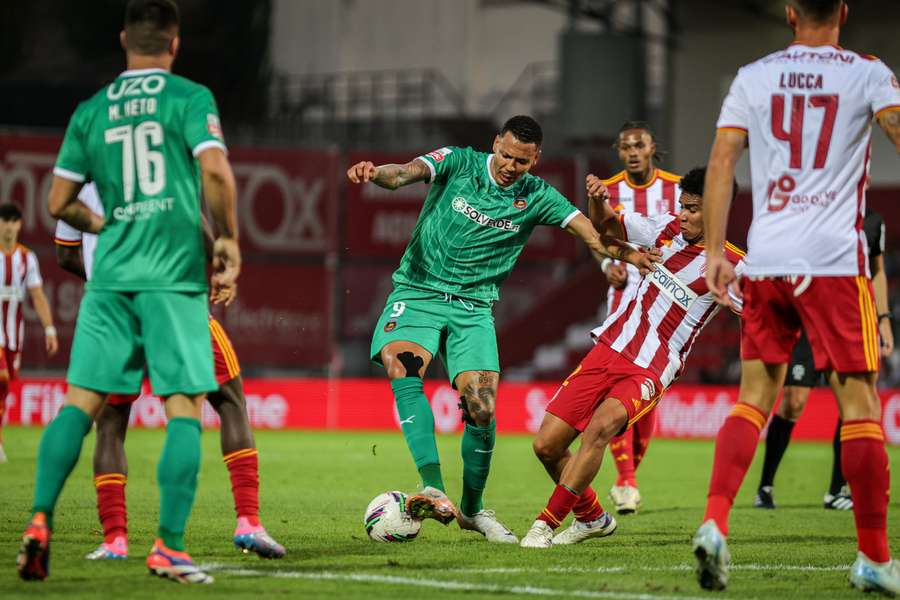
[448,563,849,574]
[203,567,714,600]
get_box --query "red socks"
[841,420,891,563]
[537,484,580,529]
[610,433,636,487]
[572,486,606,523]
[94,473,127,543]
[538,485,606,529]
[704,402,767,536]
[224,448,261,526]
[632,407,657,471]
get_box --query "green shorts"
[370,286,499,384]
[67,290,216,397]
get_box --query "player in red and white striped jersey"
[521,167,742,548]
[696,1,900,594]
[0,204,58,464]
[599,122,682,514]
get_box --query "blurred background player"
[0,204,59,464]
[346,115,655,543]
[521,167,742,548]
[754,209,893,511]
[696,0,900,593]
[601,121,681,515]
[54,182,284,561]
[17,0,240,584]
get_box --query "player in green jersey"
[17,0,239,585]
[347,115,657,543]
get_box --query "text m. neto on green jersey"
[54,68,225,292]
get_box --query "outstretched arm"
[346,159,431,190]
[877,108,900,154]
[703,129,746,306]
[566,213,658,275]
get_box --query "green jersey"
[54,68,226,292]
[392,146,580,302]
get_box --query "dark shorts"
[786,330,824,388]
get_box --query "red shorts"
[0,348,21,380]
[106,317,241,406]
[740,275,879,373]
[545,342,663,433]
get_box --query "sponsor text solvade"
[451,197,520,232]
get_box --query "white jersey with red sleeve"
[53,183,103,281]
[0,244,44,352]
[591,212,745,388]
[717,44,900,277]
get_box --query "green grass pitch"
[1,425,898,599]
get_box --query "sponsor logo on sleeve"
[384,320,397,332]
[207,114,224,141]
[426,147,452,163]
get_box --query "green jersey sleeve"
[184,86,227,157]
[54,105,90,182]
[416,146,465,184]
[535,184,581,228]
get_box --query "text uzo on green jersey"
[54,68,226,292]
[394,146,580,302]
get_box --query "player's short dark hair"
[615,120,665,162]
[790,0,843,23]
[0,204,22,222]
[124,0,180,56]
[680,166,739,202]
[499,115,543,147]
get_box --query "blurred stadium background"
[1,0,898,440]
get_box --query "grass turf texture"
[1,426,898,599]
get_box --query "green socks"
[391,377,444,491]
[157,417,201,551]
[460,421,496,517]
[32,405,93,528]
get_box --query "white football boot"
[519,520,554,549]
[693,519,731,591]
[458,510,518,544]
[552,512,617,545]
[609,484,641,514]
[849,552,900,596]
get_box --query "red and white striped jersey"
[602,168,682,317]
[603,168,682,216]
[591,212,745,388]
[717,44,900,277]
[0,245,43,352]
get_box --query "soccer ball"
[363,491,421,543]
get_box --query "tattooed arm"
[877,108,900,154]
[346,158,432,190]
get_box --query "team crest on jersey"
[207,114,224,141]
[384,320,397,332]
[427,147,452,163]
[513,198,528,210]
